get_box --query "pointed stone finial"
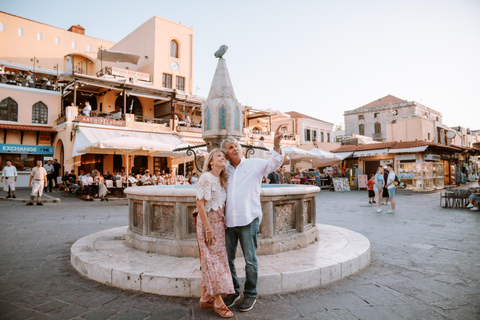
[207,59,236,100]
[214,45,228,59]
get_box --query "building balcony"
[372,133,383,141]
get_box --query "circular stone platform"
[70,224,370,297]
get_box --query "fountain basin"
[124,184,320,257]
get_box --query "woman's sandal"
[214,304,234,318]
[199,297,215,308]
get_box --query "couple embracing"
[195,127,284,318]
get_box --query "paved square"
[0,186,479,319]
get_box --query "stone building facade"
[343,95,443,142]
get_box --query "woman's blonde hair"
[377,166,383,174]
[202,149,228,189]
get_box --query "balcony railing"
[372,133,383,140]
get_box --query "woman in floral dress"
[196,149,234,318]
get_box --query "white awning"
[389,146,428,153]
[353,148,389,158]
[333,152,353,160]
[72,127,183,157]
[126,90,170,101]
[0,60,60,76]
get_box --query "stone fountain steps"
[71,224,370,297]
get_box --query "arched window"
[37,32,43,41]
[32,101,48,124]
[87,44,92,52]
[358,124,365,136]
[234,107,240,130]
[374,122,381,133]
[18,27,23,36]
[55,36,60,45]
[0,23,5,32]
[219,106,226,129]
[205,108,211,130]
[0,97,18,122]
[170,40,178,58]
[115,96,142,117]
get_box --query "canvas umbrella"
[78,136,176,186]
[309,148,343,167]
[282,146,319,161]
[97,49,140,68]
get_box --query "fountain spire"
[202,46,243,151]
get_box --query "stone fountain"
[70,47,370,297]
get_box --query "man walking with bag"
[26,160,47,206]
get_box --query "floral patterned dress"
[196,172,234,296]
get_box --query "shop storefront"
[0,143,54,187]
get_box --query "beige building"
[344,95,443,142]
[1,11,301,186]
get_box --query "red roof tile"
[355,95,407,110]
[0,124,56,132]
[285,111,334,125]
[331,141,464,153]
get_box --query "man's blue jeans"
[225,218,259,298]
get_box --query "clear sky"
[3,0,479,130]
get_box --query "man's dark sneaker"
[26,202,33,206]
[12,195,16,198]
[37,203,43,206]
[224,294,240,308]
[6,195,11,199]
[239,297,257,312]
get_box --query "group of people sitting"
[61,169,109,201]
[0,65,57,90]
[129,169,198,186]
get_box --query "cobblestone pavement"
[0,184,479,319]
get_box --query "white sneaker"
[470,207,478,211]
[466,203,474,208]
[376,209,382,213]
[387,210,396,214]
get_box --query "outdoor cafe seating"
[440,188,474,208]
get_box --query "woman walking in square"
[374,167,385,213]
[196,149,234,318]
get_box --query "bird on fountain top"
[214,45,228,59]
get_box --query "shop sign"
[111,67,151,81]
[380,159,393,165]
[39,134,51,144]
[395,154,417,161]
[441,153,452,159]
[1,144,53,154]
[79,116,126,127]
[424,154,441,161]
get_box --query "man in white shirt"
[1,160,18,198]
[83,101,92,117]
[221,126,284,312]
[81,172,94,196]
[141,170,153,185]
[385,164,396,214]
[27,160,47,206]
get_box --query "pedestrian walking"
[26,160,47,206]
[385,164,397,214]
[53,159,61,189]
[374,167,384,213]
[382,169,389,205]
[44,160,54,192]
[367,174,375,204]
[1,160,17,198]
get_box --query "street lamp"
[31,56,39,72]
[53,63,59,77]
